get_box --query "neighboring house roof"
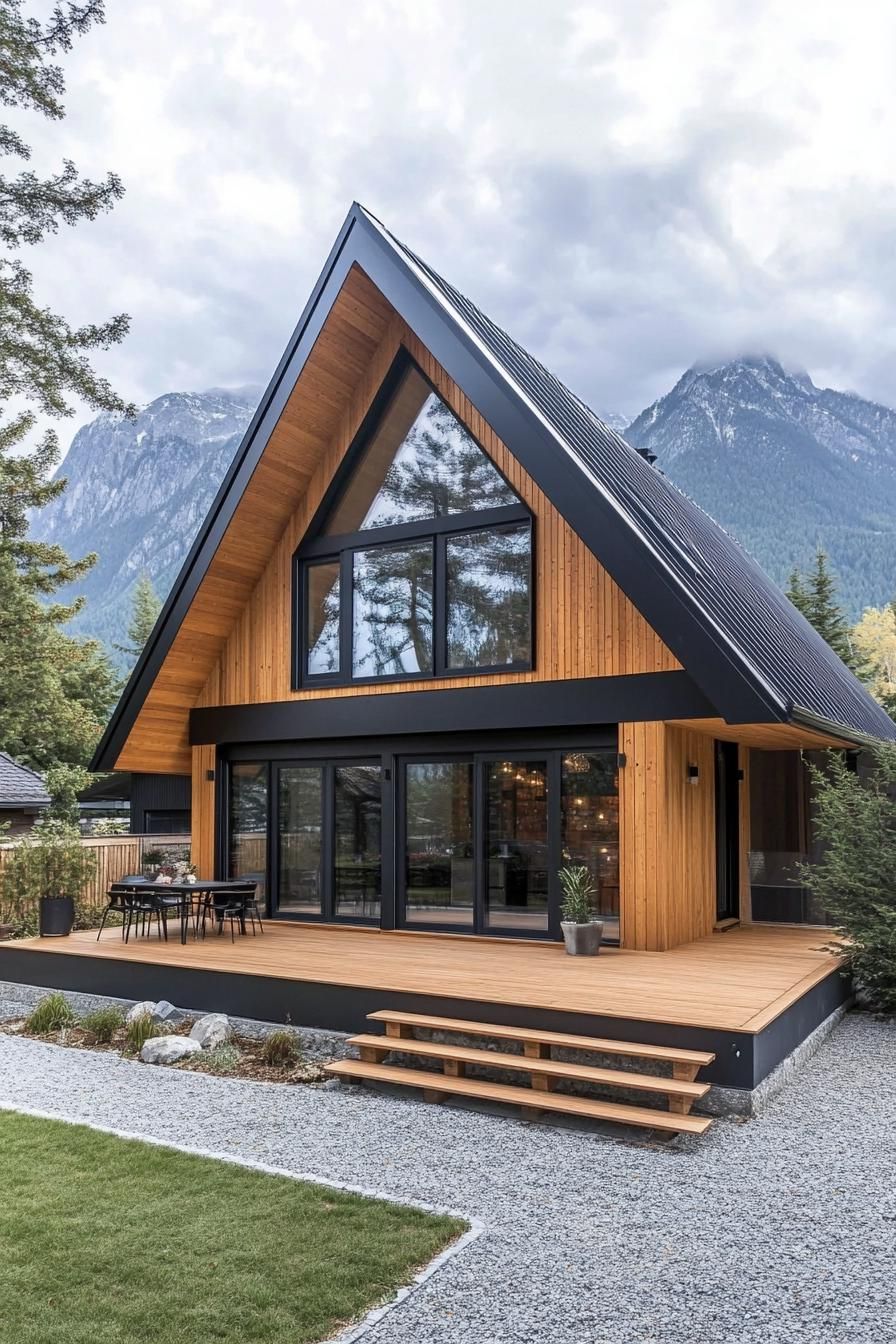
[91,203,896,768]
[0,752,51,809]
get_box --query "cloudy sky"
[17,0,896,440]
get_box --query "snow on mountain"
[34,359,896,665]
[625,356,896,617]
[33,389,257,658]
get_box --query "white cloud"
[11,0,896,440]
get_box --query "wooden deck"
[10,922,838,1034]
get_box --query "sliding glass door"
[274,761,381,923]
[228,740,618,940]
[399,746,618,939]
[484,758,551,934]
[277,767,324,916]
[404,761,475,927]
[560,752,619,940]
[334,765,382,920]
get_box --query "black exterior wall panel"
[190,672,713,747]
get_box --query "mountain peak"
[625,356,896,619]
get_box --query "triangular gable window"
[323,364,521,535]
[296,354,532,687]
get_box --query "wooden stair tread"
[349,1035,710,1099]
[367,1010,715,1067]
[325,1059,713,1134]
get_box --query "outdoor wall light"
[687,763,700,785]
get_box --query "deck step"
[325,1059,713,1135]
[349,1034,710,1103]
[366,1009,715,1069]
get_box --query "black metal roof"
[91,203,896,768]
[364,208,895,744]
[0,752,51,809]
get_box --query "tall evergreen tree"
[0,1,129,774]
[787,549,855,668]
[785,566,808,618]
[113,571,161,664]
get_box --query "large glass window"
[404,761,474,927]
[352,541,433,677]
[295,357,532,686]
[446,524,531,669]
[325,366,518,534]
[306,561,340,677]
[277,767,323,915]
[485,759,550,934]
[334,766,382,919]
[228,762,268,905]
[561,752,619,940]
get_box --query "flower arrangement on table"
[153,861,197,885]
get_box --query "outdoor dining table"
[110,879,253,945]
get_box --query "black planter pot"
[39,894,75,938]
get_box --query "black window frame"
[218,730,619,943]
[292,349,534,690]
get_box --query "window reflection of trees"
[447,525,530,669]
[352,541,434,677]
[358,394,519,529]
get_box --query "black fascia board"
[93,203,778,770]
[189,670,714,747]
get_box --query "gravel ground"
[0,999,893,1343]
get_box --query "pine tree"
[787,550,856,668]
[785,566,809,620]
[113,572,161,663]
[0,2,127,771]
[1,1,132,424]
[805,550,854,665]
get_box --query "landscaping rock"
[140,1035,201,1065]
[126,1000,156,1024]
[151,1000,185,1026]
[190,1013,231,1050]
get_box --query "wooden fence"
[0,833,192,920]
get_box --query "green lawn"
[0,1110,465,1344]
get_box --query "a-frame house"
[11,203,888,1107]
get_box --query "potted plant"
[1,820,97,938]
[558,865,603,956]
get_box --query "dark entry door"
[715,740,740,922]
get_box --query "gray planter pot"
[38,895,75,938]
[561,919,604,956]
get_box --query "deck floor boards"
[10,923,838,1033]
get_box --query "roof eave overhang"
[788,704,890,750]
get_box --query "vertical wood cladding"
[618,722,715,951]
[190,745,216,879]
[201,314,680,715]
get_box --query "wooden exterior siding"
[190,744,216,879]
[197,315,679,716]
[115,268,400,774]
[619,722,716,951]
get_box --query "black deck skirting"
[0,944,851,1091]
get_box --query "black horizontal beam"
[190,670,714,747]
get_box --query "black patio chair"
[200,883,258,942]
[121,888,168,943]
[96,885,135,941]
[240,879,264,935]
